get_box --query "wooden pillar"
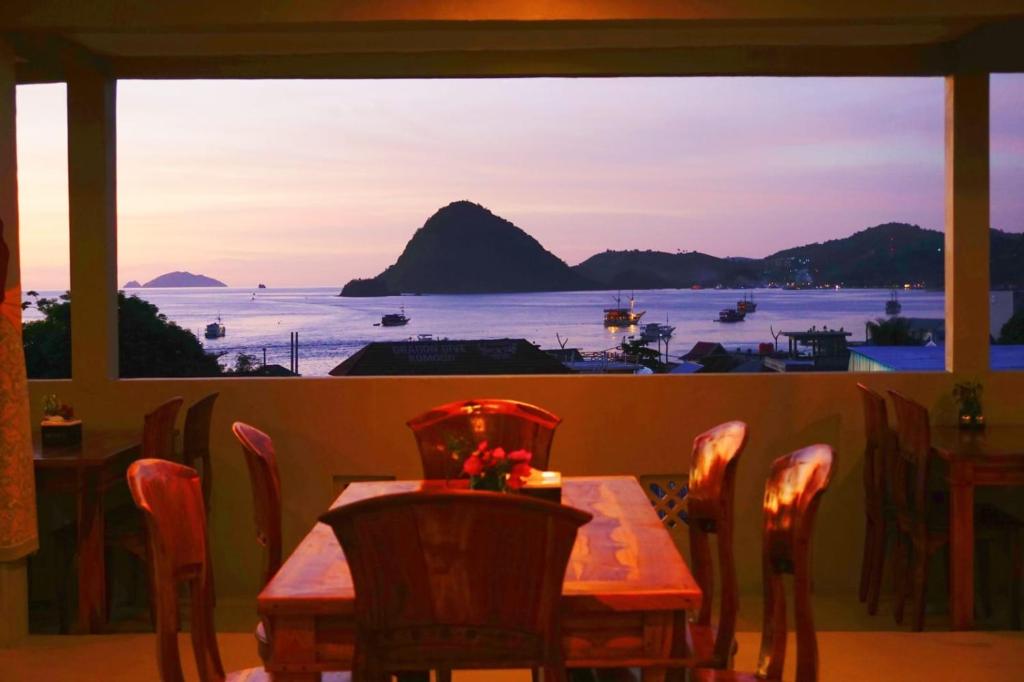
[67,62,118,391]
[944,74,990,374]
[0,39,30,648]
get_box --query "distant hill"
[763,222,943,287]
[122,280,142,288]
[142,271,227,288]
[341,205,1024,294]
[763,223,1023,288]
[573,249,762,289]
[581,223,1024,290]
[340,201,594,296]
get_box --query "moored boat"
[885,289,902,315]
[604,293,645,327]
[380,307,410,327]
[204,315,226,339]
[715,308,746,323]
[737,292,757,313]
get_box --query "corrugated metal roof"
[329,338,573,376]
[849,345,1024,371]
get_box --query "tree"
[22,292,223,378]
[22,294,72,378]
[229,352,259,374]
[866,317,924,346]
[999,310,1024,344]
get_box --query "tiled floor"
[8,592,1023,681]
[3,630,1024,681]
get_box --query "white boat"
[204,315,226,339]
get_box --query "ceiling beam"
[110,43,955,80]
[2,1,1023,32]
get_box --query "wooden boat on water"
[604,293,645,327]
[737,292,757,313]
[716,308,746,323]
[204,315,226,339]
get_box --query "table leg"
[76,468,106,633]
[949,465,974,630]
[641,611,676,682]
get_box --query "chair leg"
[977,540,994,621]
[867,520,887,616]
[1010,532,1022,630]
[909,541,929,631]
[893,531,909,625]
[859,517,874,603]
[542,665,569,682]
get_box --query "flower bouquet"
[460,441,533,493]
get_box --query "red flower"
[508,449,532,463]
[491,447,506,461]
[462,455,484,476]
[507,462,532,489]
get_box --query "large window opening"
[17,83,70,380]
[92,77,981,375]
[990,73,1024,371]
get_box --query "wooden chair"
[183,393,219,515]
[887,390,1023,630]
[230,422,283,662]
[406,398,561,479]
[106,396,184,621]
[685,421,748,670]
[126,458,347,682]
[856,383,896,616]
[318,490,592,681]
[692,444,836,682]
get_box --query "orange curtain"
[0,224,37,561]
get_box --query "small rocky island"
[124,271,228,288]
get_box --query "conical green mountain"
[340,201,594,296]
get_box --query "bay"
[23,287,944,376]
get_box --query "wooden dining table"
[258,475,702,681]
[33,429,141,633]
[932,425,1024,630]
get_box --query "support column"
[944,74,990,374]
[0,38,30,648]
[68,62,118,390]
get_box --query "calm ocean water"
[23,287,944,376]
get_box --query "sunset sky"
[15,76,1024,290]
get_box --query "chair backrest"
[183,393,218,513]
[126,459,224,682]
[886,390,932,527]
[406,398,562,479]
[685,420,748,667]
[857,384,895,516]
[231,421,283,586]
[319,490,592,677]
[757,444,835,682]
[142,397,184,460]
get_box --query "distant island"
[124,271,228,288]
[341,201,591,296]
[340,201,1024,296]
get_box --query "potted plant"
[953,381,985,430]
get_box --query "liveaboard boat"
[737,292,757,313]
[639,322,675,344]
[204,315,226,339]
[379,307,410,327]
[604,293,645,327]
[716,308,746,323]
[885,289,902,315]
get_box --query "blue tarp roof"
[850,345,1024,371]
